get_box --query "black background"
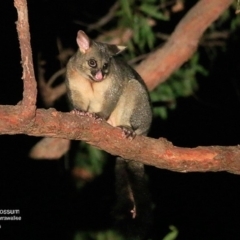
[1,1,240,240]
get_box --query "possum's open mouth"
[94,70,104,81]
[90,70,106,82]
[90,69,107,82]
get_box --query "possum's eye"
[88,59,97,68]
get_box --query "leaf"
[120,0,132,21]
[140,4,169,20]
[133,15,141,44]
[146,26,155,49]
[153,107,168,119]
[195,65,208,76]
[138,20,147,50]
[162,225,178,240]
[137,17,156,50]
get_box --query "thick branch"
[0,106,240,174]
[136,0,234,90]
[14,0,37,108]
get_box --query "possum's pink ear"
[76,30,91,53]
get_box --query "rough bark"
[136,0,234,90]
[1,106,240,174]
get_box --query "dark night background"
[1,1,240,240]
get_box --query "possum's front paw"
[71,109,102,121]
[118,126,136,140]
[71,109,86,116]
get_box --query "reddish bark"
[14,0,37,106]
[136,0,234,90]
[1,107,240,174]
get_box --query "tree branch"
[1,107,240,174]
[136,0,234,90]
[13,0,37,121]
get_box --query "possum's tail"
[113,157,152,240]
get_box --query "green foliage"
[162,226,178,240]
[150,53,208,119]
[132,15,155,51]
[139,4,169,21]
[118,0,169,51]
[73,226,178,240]
[119,0,133,21]
[116,1,240,120]
[73,230,124,240]
[116,0,210,119]
[204,3,240,59]
[215,3,240,32]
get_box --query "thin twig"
[74,1,120,31]
[48,68,66,86]
[128,53,149,65]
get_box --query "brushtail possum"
[66,30,152,239]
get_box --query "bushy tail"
[113,157,152,240]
